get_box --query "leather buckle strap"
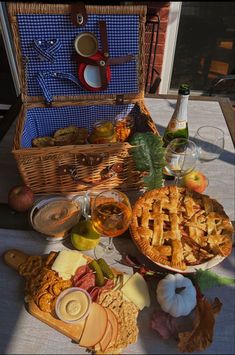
[107,54,135,65]
[73,54,101,66]
[99,21,109,58]
[97,20,109,89]
[58,162,123,187]
[71,2,88,27]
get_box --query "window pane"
[170,2,235,94]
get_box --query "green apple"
[71,219,100,251]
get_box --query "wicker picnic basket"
[8,3,158,194]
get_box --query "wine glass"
[164,138,198,185]
[91,189,132,258]
[194,125,224,163]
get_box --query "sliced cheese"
[79,303,108,348]
[94,307,118,352]
[58,272,72,281]
[51,250,87,280]
[121,272,150,310]
[106,308,118,348]
[123,273,131,286]
[100,319,112,352]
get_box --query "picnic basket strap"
[99,20,109,56]
[71,2,88,27]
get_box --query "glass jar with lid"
[88,120,118,144]
[114,114,134,142]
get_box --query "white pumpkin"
[156,273,197,317]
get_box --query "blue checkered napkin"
[21,103,136,148]
[17,14,139,99]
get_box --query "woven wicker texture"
[8,3,159,194]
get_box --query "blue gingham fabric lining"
[21,103,136,148]
[17,14,139,99]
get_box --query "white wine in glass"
[92,189,132,258]
[164,138,198,185]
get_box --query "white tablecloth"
[0,97,234,354]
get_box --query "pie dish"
[130,186,234,273]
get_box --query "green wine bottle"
[163,84,190,179]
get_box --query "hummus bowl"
[29,196,82,243]
[55,287,92,323]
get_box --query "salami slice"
[73,264,90,285]
[75,272,96,290]
[89,286,100,301]
[97,279,114,299]
[103,279,114,289]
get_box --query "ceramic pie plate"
[130,230,227,274]
[130,186,234,274]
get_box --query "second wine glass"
[164,138,198,185]
[91,189,132,259]
[194,125,224,163]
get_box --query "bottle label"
[168,119,187,131]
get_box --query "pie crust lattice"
[130,186,234,271]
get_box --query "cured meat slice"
[104,279,114,288]
[97,279,114,299]
[73,264,90,285]
[75,272,96,291]
[89,287,100,301]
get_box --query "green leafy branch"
[193,269,235,293]
[129,132,166,190]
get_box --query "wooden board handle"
[3,249,29,271]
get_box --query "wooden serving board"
[3,249,118,343]
[27,301,85,343]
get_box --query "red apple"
[8,185,34,212]
[182,170,208,193]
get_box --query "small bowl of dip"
[29,196,82,243]
[55,287,92,323]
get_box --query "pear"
[71,220,100,251]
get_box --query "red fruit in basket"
[8,185,34,212]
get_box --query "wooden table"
[0,97,234,354]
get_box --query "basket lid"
[8,3,147,105]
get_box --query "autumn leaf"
[151,308,196,340]
[178,297,222,353]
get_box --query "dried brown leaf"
[178,297,222,353]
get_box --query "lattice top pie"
[130,186,234,271]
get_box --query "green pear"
[71,219,100,251]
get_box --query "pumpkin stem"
[175,286,186,294]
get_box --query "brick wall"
[145,1,170,93]
[143,2,170,93]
